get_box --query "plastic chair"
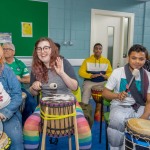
[72,86,81,102]
[104,111,110,150]
[99,98,110,146]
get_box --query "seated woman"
[23,37,92,150]
[0,46,23,150]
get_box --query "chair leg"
[99,99,103,143]
[73,105,79,150]
[68,136,72,150]
[106,123,108,150]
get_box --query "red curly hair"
[32,37,59,83]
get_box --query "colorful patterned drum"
[91,85,103,121]
[125,118,150,150]
[40,94,76,137]
[0,132,11,150]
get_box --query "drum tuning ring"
[49,83,57,89]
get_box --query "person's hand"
[99,73,108,79]
[0,113,6,121]
[90,74,101,78]
[117,91,128,101]
[16,75,21,82]
[54,57,64,75]
[31,81,42,91]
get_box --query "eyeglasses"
[3,48,13,51]
[36,46,51,53]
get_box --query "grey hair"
[2,42,15,51]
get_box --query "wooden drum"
[125,118,150,150]
[0,133,11,150]
[91,85,103,121]
[40,94,76,137]
[20,92,27,113]
[0,121,11,150]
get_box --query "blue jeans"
[21,88,37,125]
[3,112,24,150]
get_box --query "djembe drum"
[0,121,11,150]
[0,133,11,150]
[125,118,150,150]
[91,85,103,121]
[20,92,27,113]
[40,94,79,150]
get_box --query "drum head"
[91,85,103,91]
[22,92,27,99]
[127,118,150,138]
[42,94,74,102]
[0,121,3,138]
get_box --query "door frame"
[90,9,134,66]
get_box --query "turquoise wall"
[48,0,150,59]
[48,0,150,86]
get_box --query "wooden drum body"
[91,85,103,121]
[125,118,150,150]
[0,132,11,150]
[40,94,76,137]
[91,85,103,103]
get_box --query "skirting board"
[16,56,84,67]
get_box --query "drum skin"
[125,118,150,150]
[0,132,11,150]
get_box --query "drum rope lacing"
[125,127,150,149]
[40,104,76,137]
[40,109,76,120]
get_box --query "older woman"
[0,46,23,149]
[23,37,92,150]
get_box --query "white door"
[91,9,134,69]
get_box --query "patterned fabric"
[23,102,92,150]
[143,60,150,72]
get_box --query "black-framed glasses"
[36,46,51,53]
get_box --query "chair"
[104,111,110,150]
[99,97,110,150]
[72,86,81,102]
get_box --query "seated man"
[79,43,112,121]
[0,45,23,149]
[102,44,150,150]
[2,42,37,125]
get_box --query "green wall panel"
[0,0,48,56]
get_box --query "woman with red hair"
[23,37,92,150]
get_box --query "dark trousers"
[21,88,38,125]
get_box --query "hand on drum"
[117,91,128,101]
[32,81,42,91]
